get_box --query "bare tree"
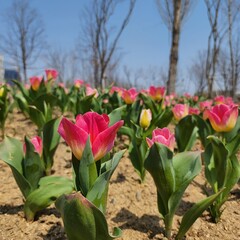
[78,0,136,89]
[0,0,45,83]
[188,50,208,95]
[204,0,228,97]
[156,0,196,94]
[225,0,240,98]
[44,47,80,83]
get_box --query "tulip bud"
[30,76,42,91]
[23,136,43,156]
[45,69,58,81]
[121,88,138,104]
[0,85,5,98]
[55,192,122,240]
[139,109,152,129]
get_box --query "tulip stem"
[164,217,173,239]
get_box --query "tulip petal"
[81,112,109,143]
[92,120,124,161]
[58,118,88,160]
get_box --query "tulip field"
[0,70,239,240]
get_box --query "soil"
[0,110,240,240]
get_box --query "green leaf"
[128,138,147,182]
[86,150,124,213]
[0,137,32,198]
[144,143,175,217]
[13,80,30,100]
[55,192,122,240]
[24,176,74,221]
[175,115,198,152]
[222,155,240,202]
[42,118,61,174]
[28,105,46,129]
[76,138,98,195]
[118,125,134,140]
[76,94,95,114]
[194,115,212,147]
[168,151,201,220]
[225,133,240,157]
[204,136,228,191]
[108,105,126,126]
[23,137,45,190]
[176,189,225,240]
[32,93,58,112]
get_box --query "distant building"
[4,69,21,85]
[0,55,21,85]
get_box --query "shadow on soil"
[40,221,67,240]
[0,204,23,215]
[112,207,163,239]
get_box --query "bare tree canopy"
[204,0,240,98]
[78,0,136,89]
[155,0,196,94]
[44,47,80,83]
[0,0,45,82]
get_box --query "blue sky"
[0,0,211,93]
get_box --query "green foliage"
[72,138,125,213]
[56,192,122,240]
[203,135,240,222]
[42,117,61,175]
[0,136,73,221]
[144,143,208,238]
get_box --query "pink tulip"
[189,107,200,115]
[23,136,43,156]
[86,86,99,97]
[172,104,189,121]
[121,88,138,104]
[199,100,213,112]
[74,79,84,88]
[109,86,124,96]
[30,76,42,91]
[45,69,58,81]
[204,104,239,132]
[214,95,225,105]
[146,128,175,151]
[58,112,124,161]
[148,86,166,101]
[193,95,199,102]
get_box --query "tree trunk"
[167,0,182,95]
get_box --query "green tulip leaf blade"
[24,176,74,221]
[225,133,240,157]
[28,105,46,129]
[108,105,126,126]
[75,137,98,195]
[128,138,147,182]
[144,143,175,216]
[203,136,228,191]
[56,192,122,240]
[0,136,32,198]
[87,150,124,213]
[175,115,198,152]
[222,155,240,202]
[23,137,45,190]
[168,151,202,219]
[176,188,225,240]
[42,117,61,172]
